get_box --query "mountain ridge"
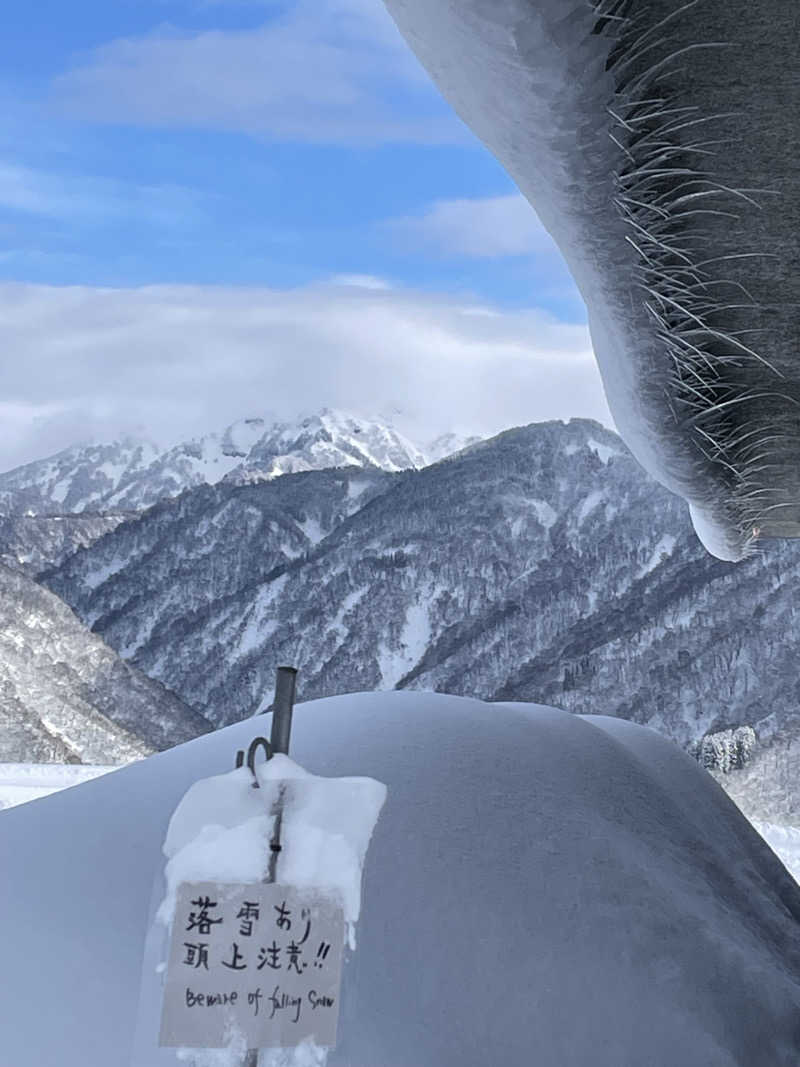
[0,408,472,517]
[0,562,210,762]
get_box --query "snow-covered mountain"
[0,511,127,575]
[0,563,210,762]
[0,409,437,516]
[0,438,160,516]
[44,420,631,722]
[39,417,800,820]
[223,409,429,485]
[43,465,393,665]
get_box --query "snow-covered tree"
[690,726,757,774]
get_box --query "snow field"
[1,693,798,1066]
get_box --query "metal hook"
[235,736,272,786]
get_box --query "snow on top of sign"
[257,756,387,945]
[159,766,268,928]
[159,754,386,945]
[154,755,385,1066]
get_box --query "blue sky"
[0,0,586,313]
[0,0,610,470]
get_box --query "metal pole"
[266,666,296,884]
[270,666,297,755]
[242,666,298,1067]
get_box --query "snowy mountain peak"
[223,408,430,485]
[0,438,160,517]
[0,409,440,515]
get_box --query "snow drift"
[0,692,797,1065]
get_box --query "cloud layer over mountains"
[0,280,609,473]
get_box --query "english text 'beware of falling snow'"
[159,882,344,1049]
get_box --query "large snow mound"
[0,692,798,1066]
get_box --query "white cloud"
[388,194,557,259]
[0,280,612,471]
[52,0,462,144]
[0,160,205,227]
[327,273,393,290]
[382,193,584,315]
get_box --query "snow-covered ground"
[0,762,117,809]
[4,757,797,887]
[1,692,798,1066]
[754,821,800,884]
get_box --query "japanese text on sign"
[159,882,344,1050]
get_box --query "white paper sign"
[159,882,344,1049]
